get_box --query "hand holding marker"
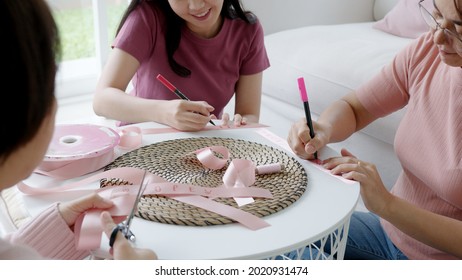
[297,77,318,160]
[156,74,216,126]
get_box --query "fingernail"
[306,144,315,154]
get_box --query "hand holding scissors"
[109,170,148,246]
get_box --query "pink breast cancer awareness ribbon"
[193,147,260,207]
[222,159,256,207]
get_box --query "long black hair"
[0,0,61,163]
[116,0,255,77]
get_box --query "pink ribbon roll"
[256,163,284,175]
[35,124,120,180]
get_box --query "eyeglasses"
[419,0,462,52]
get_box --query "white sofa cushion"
[262,22,412,145]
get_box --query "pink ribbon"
[116,123,269,151]
[23,124,279,251]
[34,124,120,180]
[193,147,258,206]
[116,126,144,150]
[193,146,229,170]
[19,166,273,250]
[223,159,256,207]
[34,152,116,180]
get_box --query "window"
[47,0,128,100]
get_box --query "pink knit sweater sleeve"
[4,203,89,259]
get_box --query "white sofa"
[241,0,414,191]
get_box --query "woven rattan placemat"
[101,137,308,226]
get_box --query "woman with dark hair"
[93,0,270,131]
[0,0,156,260]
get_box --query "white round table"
[19,123,360,260]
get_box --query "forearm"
[7,203,89,259]
[317,99,358,144]
[318,92,376,144]
[382,196,462,258]
[93,88,168,124]
[234,96,261,124]
[234,73,262,124]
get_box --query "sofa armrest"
[242,0,376,35]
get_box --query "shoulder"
[385,31,439,89]
[398,31,438,68]
[127,1,165,26]
[116,2,164,47]
[225,15,264,40]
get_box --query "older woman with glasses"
[287,0,462,260]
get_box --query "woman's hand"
[100,211,157,260]
[220,113,248,127]
[323,148,393,215]
[58,193,114,227]
[163,100,214,131]
[287,118,329,160]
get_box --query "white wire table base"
[269,216,351,260]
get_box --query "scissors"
[109,170,148,247]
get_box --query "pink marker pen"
[297,77,317,160]
[156,74,216,126]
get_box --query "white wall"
[241,0,375,35]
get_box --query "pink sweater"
[0,203,89,259]
[357,32,462,259]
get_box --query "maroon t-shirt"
[114,2,270,118]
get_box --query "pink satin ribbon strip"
[193,146,230,170]
[20,164,273,250]
[118,123,269,151]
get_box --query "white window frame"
[54,0,129,100]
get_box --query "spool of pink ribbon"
[35,124,120,180]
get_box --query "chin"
[445,60,462,67]
[439,55,462,67]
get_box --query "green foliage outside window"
[53,6,125,61]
